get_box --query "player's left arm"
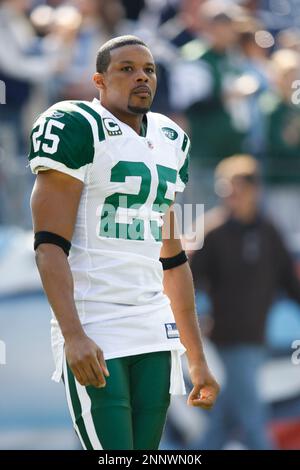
[161,204,220,408]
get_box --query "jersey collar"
[91,98,149,138]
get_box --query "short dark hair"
[96,35,149,73]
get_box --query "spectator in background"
[170,1,249,209]
[189,154,300,449]
[0,0,73,153]
[55,0,133,101]
[184,1,246,168]
[263,48,300,237]
[0,0,75,226]
[235,16,272,157]
[158,0,206,48]
[265,49,300,184]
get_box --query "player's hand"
[65,333,110,388]
[187,362,220,409]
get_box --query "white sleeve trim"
[30,156,87,182]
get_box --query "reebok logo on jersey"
[165,323,180,339]
[162,127,178,141]
[104,118,122,136]
[50,111,65,119]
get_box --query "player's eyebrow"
[118,60,156,67]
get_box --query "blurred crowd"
[0,0,300,231]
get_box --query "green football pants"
[63,350,171,450]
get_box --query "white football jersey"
[29,98,190,393]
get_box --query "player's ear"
[93,72,106,91]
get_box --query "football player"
[29,35,219,450]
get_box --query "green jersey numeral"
[99,161,177,241]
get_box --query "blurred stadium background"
[1,0,300,450]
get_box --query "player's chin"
[128,98,152,115]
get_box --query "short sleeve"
[28,105,94,182]
[175,132,191,193]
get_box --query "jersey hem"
[102,342,186,360]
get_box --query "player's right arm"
[31,172,109,388]
[29,104,109,388]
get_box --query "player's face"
[95,45,157,115]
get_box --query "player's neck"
[100,102,143,135]
[117,113,143,135]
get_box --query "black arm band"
[160,250,188,270]
[34,231,71,257]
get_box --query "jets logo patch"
[165,323,180,339]
[162,127,178,141]
[103,118,122,136]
